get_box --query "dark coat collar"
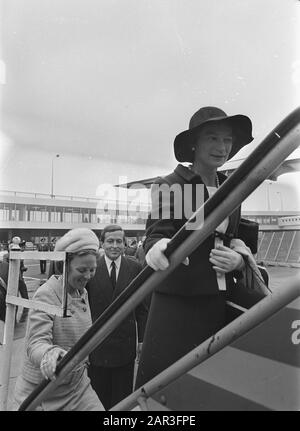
[174,164,227,185]
[172,164,237,239]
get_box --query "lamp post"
[266,181,272,210]
[276,191,283,211]
[51,154,60,197]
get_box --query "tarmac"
[0,262,299,411]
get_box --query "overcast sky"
[0,0,299,210]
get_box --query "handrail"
[19,107,300,411]
[0,189,100,202]
[112,275,300,411]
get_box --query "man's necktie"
[110,261,116,290]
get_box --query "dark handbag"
[226,256,272,324]
[237,218,259,254]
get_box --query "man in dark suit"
[87,224,148,410]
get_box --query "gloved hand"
[145,238,170,270]
[40,347,67,380]
[145,238,189,271]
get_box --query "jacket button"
[82,307,87,312]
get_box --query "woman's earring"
[192,147,195,151]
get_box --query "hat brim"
[174,114,253,163]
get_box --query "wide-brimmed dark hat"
[174,106,253,162]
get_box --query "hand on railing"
[40,347,67,380]
[145,238,189,271]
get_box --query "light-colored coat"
[14,275,103,411]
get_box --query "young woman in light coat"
[13,228,105,411]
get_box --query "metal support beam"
[0,250,68,410]
[0,258,20,411]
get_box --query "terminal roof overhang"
[115,158,300,189]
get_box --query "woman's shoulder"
[154,165,188,186]
[33,275,63,303]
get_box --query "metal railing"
[0,251,68,411]
[0,189,101,202]
[112,275,300,411]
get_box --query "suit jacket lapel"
[98,256,114,302]
[114,256,130,297]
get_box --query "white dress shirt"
[104,255,121,281]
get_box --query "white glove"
[40,347,67,380]
[145,238,189,271]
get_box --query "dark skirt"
[135,291,226,389]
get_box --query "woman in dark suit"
[135,106,254,388]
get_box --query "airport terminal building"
[0,189,299,267]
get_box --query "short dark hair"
[100,224,125,243]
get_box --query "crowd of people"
[1,105,268,411]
